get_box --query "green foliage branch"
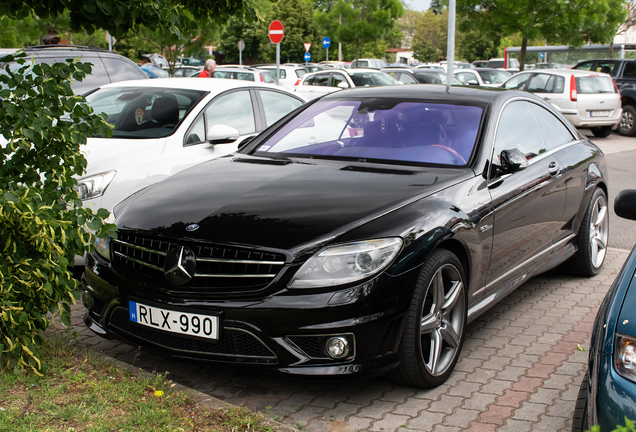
[0,53,116,374]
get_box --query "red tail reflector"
[259,74,263,82]
[570,75,577,101]
[294,79,301,86]
[612,77,622,102]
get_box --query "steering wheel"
[431,144,467,165]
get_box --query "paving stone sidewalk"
[69,247,629,432]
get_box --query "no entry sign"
[268,20,284,44]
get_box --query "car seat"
[151,97,180,128]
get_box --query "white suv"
[350,58,388,69]
[501,69,622,137]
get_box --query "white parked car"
[294,68,400,100]
[77,78,305,214]
[454,68,512,88]
[252,64,307,89]
[350,58,388,69]
[501,69,622,137]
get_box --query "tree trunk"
[609,40,614,58]
[519,37,527,72]
[356,41,360,64]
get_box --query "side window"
[312,73,330,86]
[185,115,206,145]
[493,101,546,164]
[576,61,593,71]
[529,103,576,150]
[205,90,255,135]
[456,72,474,84]
[331,73,348,87]
[553,76,565,93]
[236,72,255,82]
[259,90,303,127]
[398,73,418,84]
[595,61,618,76]
[101,57,147,82]
[527,74,552,92]
[502,73,530,90]
[303,75,314,85]
[279,70,287,79]
[212,71,232,79]
[624,63,636,78]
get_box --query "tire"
[591,126,612,138]
[618,105,636,136]
[572,371,589,432]
[391,249,467,388]
[564,188,609,277]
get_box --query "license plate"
[129,300,219,340]
[590,110,611,117]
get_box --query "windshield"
[254,99,483,166]
[478,70,511,84]
[85,86,207,138]
[348,71,400,87]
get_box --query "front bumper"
[82,252,418,377]
[591,353,636,430]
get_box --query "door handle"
[548,161,560,176]
[543,96,551,101]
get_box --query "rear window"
[295,69,306,78]
[254,99,483,166]
[575,76,615,94]
[487,60,504,68]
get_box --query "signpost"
[322,37,331,66]
[238,40,245,66]
[269,20,284,85]
[303,43,311,66]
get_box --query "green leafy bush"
[590,418,636,431]
[0,53,116,374]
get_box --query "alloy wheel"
[589,195,609,269]
[620,110,634,135]
[419,263,465,377]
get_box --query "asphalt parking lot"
[69,130,635,432]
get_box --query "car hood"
[81,137,167,176]
[115,155,472,254]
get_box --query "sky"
[405,0,432,11]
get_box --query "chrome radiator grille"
[111,232,286,291]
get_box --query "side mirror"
[500,149,528,173]
[337,81,350,89]
[207,124,239,144]
[467,79,479,86]
[615,189,636,221]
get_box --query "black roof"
[321,83,509,104]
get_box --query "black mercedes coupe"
[82,85,609,388]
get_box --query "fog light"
[326,336,350,359]
[81,291,94,309]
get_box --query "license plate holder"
[128,298,220,341]
[590,110,611,117]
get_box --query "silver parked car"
[294,68,400,100]
[501,69,622,137]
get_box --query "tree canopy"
[315,0,404,61]
[457,0,628,70]
[0,0,254,38]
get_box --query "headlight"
[75,170,116,200]
[94,213,116,261]
[288,238,403,288]
[615,334,636,383]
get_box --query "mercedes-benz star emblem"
[186,224,199,232]
[163,246,196,285]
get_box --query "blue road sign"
[304,52,311,62]
[322,37,331,49]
